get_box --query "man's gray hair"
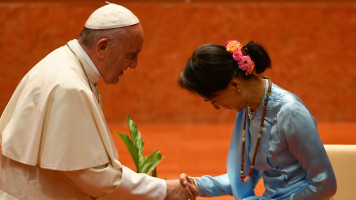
[78,27,129,48]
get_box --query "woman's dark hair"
[178,41,271,98]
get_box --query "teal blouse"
[194,80,336,200]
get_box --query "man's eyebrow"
[128,51,140,56]
[132,49,142,53]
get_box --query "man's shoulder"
[28,48,85,86]
[21,59,89,100]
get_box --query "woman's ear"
[230,78,241,93]
[96,38,109,60]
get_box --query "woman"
[178,40,336,200]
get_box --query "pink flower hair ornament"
[225,40,255,76]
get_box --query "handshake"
[165,173,197,200]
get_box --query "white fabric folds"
[0,40,117,170]
[0,40,167,199]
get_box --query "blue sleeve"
[277,102,337,200]
[194,174,233,197]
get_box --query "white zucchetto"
[85,3,139,29]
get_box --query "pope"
[0,3,196,200]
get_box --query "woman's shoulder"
[270,83,303,105]
[271,84,314,121]
[267,83,311,118]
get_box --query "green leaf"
[152,167,157,177]
[116,131,140,171]
[117,115,164,177]
[140,150,163,174]
[126,116,144,171]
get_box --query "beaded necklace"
[240,79,272,183]
[247,107,257,120]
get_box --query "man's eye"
[127,54,137,60]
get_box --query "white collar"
[71,39,101,77]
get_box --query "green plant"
[116,115,163,177]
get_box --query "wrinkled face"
[101,24,144,84]
[204,82,247,112]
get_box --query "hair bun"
[245,41,271,74]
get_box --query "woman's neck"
[245,76,266,111]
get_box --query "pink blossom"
[238,56,252,71]
[232,50,243,61]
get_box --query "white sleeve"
[60,164,167,200]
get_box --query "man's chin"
[111,79,119,84]
[104,78,119,84]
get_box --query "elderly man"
[0,3,195,200]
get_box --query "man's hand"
[179,173,196,191]
[165,179,197,200]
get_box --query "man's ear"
[96,38,109,60]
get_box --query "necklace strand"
[248,107,257,120]
[240,79,272,183]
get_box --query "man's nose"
[129,64,136,69]
[129,60,137,69]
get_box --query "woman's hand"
[179,173,197,196]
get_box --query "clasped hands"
[165,173,197,200]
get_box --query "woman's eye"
[211,102,220,110]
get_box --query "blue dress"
[194,80,336,200]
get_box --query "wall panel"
[0,1,355,123]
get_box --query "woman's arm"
[193,174,233,197]
[277,102,337,200]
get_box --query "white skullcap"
[85,2,139,29]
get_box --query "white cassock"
[0,39,166,200]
